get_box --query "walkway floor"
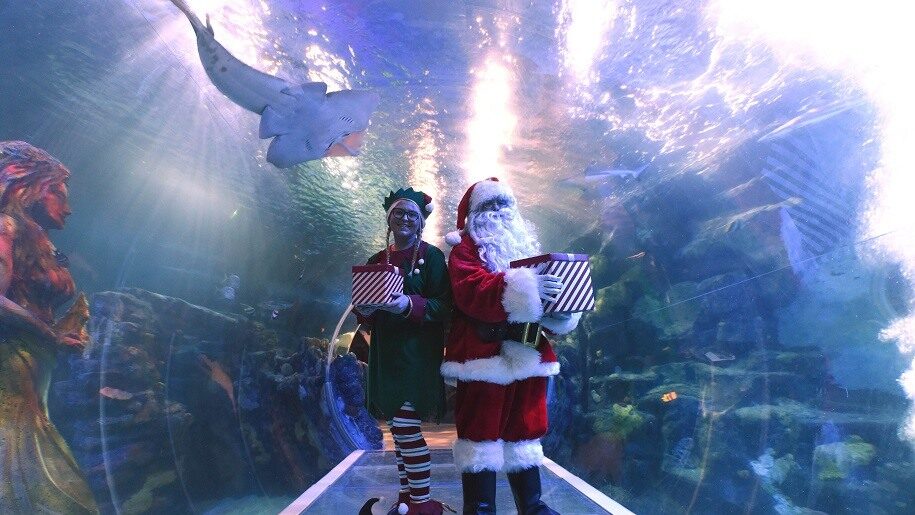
[281,448,634,514]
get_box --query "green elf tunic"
[357,241,451,421]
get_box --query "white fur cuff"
[440,341,559,384]
[441,355,513,385]
[503,439,545,472]
[503,268,543,323]
[453,439,504,472]
[539,312,582,335]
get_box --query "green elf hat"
[383,187,434,218]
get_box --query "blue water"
[2,0,913,513]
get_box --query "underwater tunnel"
[2,0,915,514]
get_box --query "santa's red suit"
[441,179,581,475]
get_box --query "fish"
[558,162,649,198]
[199,355,237,414]
[168,0,380,168]
[99,386,133,401]
[584,162,648,180]
[626,251,646,260]
[758,98,867,143]
[661,391,678,402]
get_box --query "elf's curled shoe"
[360,498,381,515]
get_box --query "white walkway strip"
[542,458,635,515]
[280,450,365,515]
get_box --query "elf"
[355,187,452,515]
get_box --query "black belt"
[506,322,541,345]
[468,313,541,345]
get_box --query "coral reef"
[546,160,914,513]
[49,288,379,514]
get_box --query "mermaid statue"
[0,141,98,513]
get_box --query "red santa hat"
[444,177,515,246]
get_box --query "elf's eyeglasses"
[391,208,420,221]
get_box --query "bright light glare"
[304,44,352,90]
[557,0,618,83]
[464,56,517,182]
[408,100,444,245]
[710,0,915,443]
[184,0,277,73]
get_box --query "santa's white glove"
[537,274,564,302]
[378,292,411,314]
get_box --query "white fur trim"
[501,340,560,379]
[469,180,514,211]
[439,340,559,384]
[445,230,463,246]
[503,268,543,323]
[539,312,582,335]
[503,439,545,472]
[441,354,513,385]
[453,439,504,472]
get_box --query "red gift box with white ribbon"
[351,264,404,306]
[509,253,595,314]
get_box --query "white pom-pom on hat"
[398,502,408,515]
[425,203,434,213]
[445,230,463,246]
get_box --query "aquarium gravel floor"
[281,449,632,514]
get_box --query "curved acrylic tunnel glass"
[2,0,914,514]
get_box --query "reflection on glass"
[465,55,517,182]
[408,99,444,245]
[2,0,914,514]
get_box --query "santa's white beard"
[468,207,540,272]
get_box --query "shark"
[558,162,649,198]
[758,98,867,143]
[169,0,380,168]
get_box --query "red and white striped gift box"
[510,253,595,314]
[351,264,404,306]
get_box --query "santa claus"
[442,178,581,514]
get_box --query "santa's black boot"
[461,471,496,514]
[507,466,558,515]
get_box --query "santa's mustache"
[469,209,539,272]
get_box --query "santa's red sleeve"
[448,238,543,323]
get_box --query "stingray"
[169,0,380,167]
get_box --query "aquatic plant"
[750,448,795,485]
[121,470,177,513]
[813,435,876,480]
[592,403,645,440]
[632,281,700,340]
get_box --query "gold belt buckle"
[521,323,540,346]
